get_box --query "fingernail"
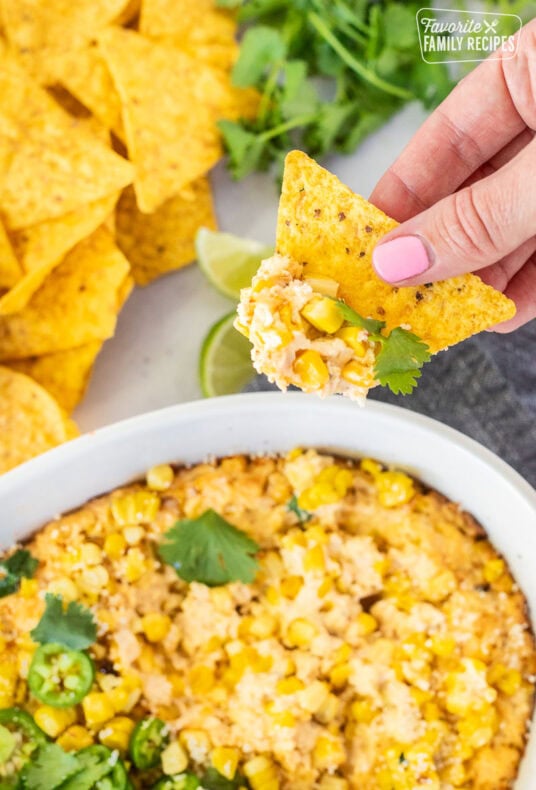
[372,235,432,283]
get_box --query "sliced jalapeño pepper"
[59,745,128,790]
[129,717,169,770]
[28,643,94,707]
[152,775,200,790]
[0,708,47,784]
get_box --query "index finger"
[369,37,526,221]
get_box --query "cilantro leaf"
[31,593,97,650]
[333,300,386,335]
[232,26,286,88]
[374,327,431,395]
[20,743,81,790]
[287,495,313,525]
[217,120,268,180]
[0,549,38,598]
[158,509,260,587]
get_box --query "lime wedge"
[199,312,256,397]
[196,227,274,300]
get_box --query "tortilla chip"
[98,28,226,212]
[0,193,119,316]
[0,0,133,80]
[0,219,21,290]
[0,58,133,229]
[46,44,124,137]
[7,342,102,413]
[116,179,217,285]
[276,151,516,353]
[0,227,130,360]
[0,366,77,474]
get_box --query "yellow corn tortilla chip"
[276,152,516,353]
[0,58,133,229]
[116,179,217,285]
[46,44,124,138]
[0,227,130,360]
[0,366,78,474]
[0,219,21,290]
[7,342,102,414]
[0,0,133,80]
[0,193,119,316]
[98,28,227,212]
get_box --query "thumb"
[372,137,536,286]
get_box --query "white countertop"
[75,102,429,432]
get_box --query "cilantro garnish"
[334,299,431,395]
[30,593,97,651]
[158,509,260,587]
[20,743,81,790]
[216,1,455,178]
[0,549,38,598]
[287,495,313,525]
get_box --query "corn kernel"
[356,612,378,636]
[304,276,340,298]
[265,702,296,728]
[329,663,351,689]
[47,578,79,602]
[317,577,334,598]
[285,618,317,648]
[34,706,77,738]
[125,548,147,582]
[211,746,240,780]
[483,558,505,584]
[243,755,279,790]
[349,699,376,723]
[179,729,211,762]
[18,577,38,598]
[335,326,367,356]
[333,644,352,664]
[376,471,415,507]
[457,705,498,749]
[80,542,103,565]
[341,360,370,387]
[445,658,497,716]
[161,739,188,775]
[488,664,522,696]
[248,614,278,639]
[423,702,441,722]
[147,464,174,491]
[141,613,171,643]
[318,777,349,790]
[188,665,215,694]
[123,526,145,546]
[56,725,94,751]
[277,676,305,695]
[98,716,135,752]
[293,350,329,390]
[430,635,456,658]
[304,544,325,572]
[82,693,115,728]
[315,693,341,724]
[313,735,346,771]
[300,680,330,713]
[78,565,109,594]
[0,659,17,707]
[111,490,160,526]
[301,296,345,334]
[103,533,127,560]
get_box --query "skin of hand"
[370,18,536,332]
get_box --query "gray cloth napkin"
[247,320,536,490]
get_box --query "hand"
[370,19,536,332]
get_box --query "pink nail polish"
[372,235,431,283]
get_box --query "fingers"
[477,237,536,292]
[372,137,536,285]
[369,24,530,222]
[491,256,536,332]
[460,127,535,190]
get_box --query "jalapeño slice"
[28,643,94,707]
[0,708,47,783]
[129,718,169,770]
[152,776,200,790]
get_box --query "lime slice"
[196,227,274,300]
[199,312,256,397]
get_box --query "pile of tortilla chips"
[0,0,256,472]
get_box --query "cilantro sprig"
[158,509,260,587]
[287,495,313,525]
[0,549,38,598]
[31,593,97,651]
[217,1,455,178]
[334,299,431,395]
[21,743,81,790]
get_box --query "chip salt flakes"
[0,219,21,290]
[46,45,124,137]
[0,59,133,230]
[0,366,78,474]
[277,151,516,353]
[116,179,217,285]
[99,28,227,212]
[7,342,103,414]
[0,228,130,360]
[0,193,119,316]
